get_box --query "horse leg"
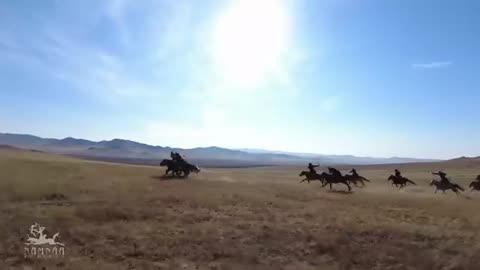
[345,182,351,191]
[329,183,333,190]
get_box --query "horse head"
[387,175,395,181]
[429,179,438,186]
[159,159,170,166]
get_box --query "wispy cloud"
[412,61,452,70]
[0,0,308,149]
[0,1,198,102]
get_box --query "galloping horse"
[160,159,180,176]
[299,171,325,184]
[469,181,480,191]
[344,174,370,187]
[387,175,416,189]
[319,172,351,191]
[430,180,464,195]
[182,163,201,177]
[160,159,199,178]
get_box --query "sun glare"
[212,0,290,88]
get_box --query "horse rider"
[308,163,319,174]
[328,167,343,177]
[394,169,402,179]
[432,171,451,185]
[350,168,359,177]
[476,174,480,182]
[170,151,184,162]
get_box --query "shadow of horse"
[151,175,188,181]
[326,190,353,195]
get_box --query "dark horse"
[430,180,464,195]
[319,172,351,191]
[299,171,325,184]
[469,181,480,191]
[159,159,200,178]
[387,175,416,189]
[344,174,370,187]
[182,163,201,177]
[160,159,180,176]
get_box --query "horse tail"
[361,176,370,182]
[406,179,416,185]
[454,184,464,191]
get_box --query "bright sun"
[212,0,290,87]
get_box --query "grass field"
[0,148,479,270]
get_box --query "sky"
[0,0,479,159]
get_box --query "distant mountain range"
[0,133,441,167]
[235,148,441,165]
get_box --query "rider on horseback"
[171,151,185,163]
[328,167,342,177]
[394,169,402,178]
[308,163,319,174]
[432,171,451,185]
[350,168,359,177]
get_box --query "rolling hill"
[0,132,440,167]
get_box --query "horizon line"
[0,131,458,161]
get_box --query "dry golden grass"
[0,148,479,270]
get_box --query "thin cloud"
[412,61,452,70]
[0,1,196,102]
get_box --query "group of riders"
[306,162,365,181]
[160,152,200,178]
[300,163,370,191]
[159,154,480,192]
[302,162,480,193]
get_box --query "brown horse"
[299,171,325,184]
[319,172,351,191]
[430,180,464,195]
[387,175,416,189]
[344,174,370,187]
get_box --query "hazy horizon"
[1,0,479,159]
[0,131,448,160]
